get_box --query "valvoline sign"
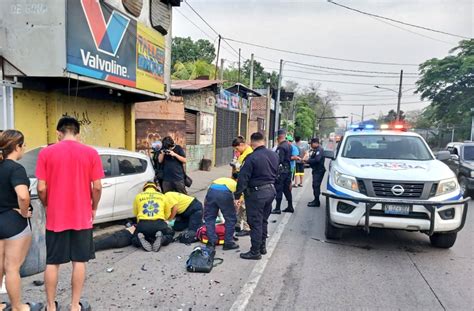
[66,0,165,95]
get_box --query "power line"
[367,15,457,45]
[224,37,419,66]
[283,75,416,86]
[335,101,428,107]
[174,9,216,42]
[284,60,418,75]
[268,66,418,79]
[327,0,470,39]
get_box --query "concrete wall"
[14,89,132,150]
[181,90,216,170]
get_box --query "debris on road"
[106,267,114,273]
[141,264,147,271]
[33,280,44,286]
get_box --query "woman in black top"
[0,130,39,311]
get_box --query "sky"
[172,0,473,126]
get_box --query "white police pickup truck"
[323,124,469,248]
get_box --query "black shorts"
[295,163,305,174]
[0,209,28,240]
[46,229,95,265]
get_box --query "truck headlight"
[436,178,459,196]
[334,170,359,192]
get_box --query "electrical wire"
[327,0,470,39]
[223,37,419,66]
[335,101,428,107]
[283,75,416,86]
[267,66,418,79]
[284,60,418,75]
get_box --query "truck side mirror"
[450,154,460,161]
[323,150,335,160]
[436,151,451,161]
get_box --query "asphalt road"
[15,172,474,310]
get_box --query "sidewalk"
[187,165,231,195]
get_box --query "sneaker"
[152,231,163,252]
[282,208,294,213]
[138,233,152,252]
[223,242,240,250]
[307,200,321,207]
[271,209,282,215]
[235,230,251,237]
[298,184,303,187]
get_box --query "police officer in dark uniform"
[306,138,326,207]
[271,129,294,214]
[234,132,278,260]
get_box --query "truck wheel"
[325,213,342,240]
[429,232,457,248]
[459,176,472,199]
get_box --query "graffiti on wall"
[63,111,92,126]
[136,119,186,154]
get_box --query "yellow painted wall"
[14,89,134,150]
[13,89,48,149]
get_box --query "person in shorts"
[0,130,43,311]
[36,116,104,311]
[294,136,309,187]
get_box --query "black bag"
[185,174,193,187]
[186,246,216,273]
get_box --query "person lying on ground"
[164,192,203,243]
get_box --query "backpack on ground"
[196,224,226,245]
[186,246,216,273]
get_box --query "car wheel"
[325,210,343,240]
[429,232,457,248]
[459,176,472,199]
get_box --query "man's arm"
[169,146,187,164]
[37,180,48,208]
[168,205,179,220]
[234,158,253,200]
[307,149,323,165]
[91,180,102,220]
[158,151,165,164]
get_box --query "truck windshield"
[464,146,474,161]
[342,135,433,161]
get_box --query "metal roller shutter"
[185,111,197,145]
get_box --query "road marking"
[230,178,310,311]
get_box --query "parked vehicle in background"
[444,141,474,198]
[323,124,469,248]
[19,146,155,224]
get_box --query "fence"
[414,125,471,151]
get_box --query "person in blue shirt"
[286,135,301,188]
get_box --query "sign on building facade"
[66,0,165,95]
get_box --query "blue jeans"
[204,188,237,245]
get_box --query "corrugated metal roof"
[171,80,222,91]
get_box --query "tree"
[379,109,406,123]
[171,60,216,80]
[416,39,474,139]
[222,60,279,89]
[171,37,216,67]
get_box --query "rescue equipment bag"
[196,224,226,245]
[186,246,216,273]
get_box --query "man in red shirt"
[36,116,104,311]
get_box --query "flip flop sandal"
[79,300,91,311]
[26,302,44,311]
[1,302,11,311]
[45,301,60,311]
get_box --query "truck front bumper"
[322,192,470,235]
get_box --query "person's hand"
[234,200,241,211]
[92,209,97,221]
[14,208,32,218]
[168,150,177,157]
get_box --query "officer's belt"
[246,184,274,193]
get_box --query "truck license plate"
[383,204,411,215]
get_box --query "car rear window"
[118,156,148,175]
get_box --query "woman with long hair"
[0,130,42,311]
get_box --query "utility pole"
[238,48,241,83]
[275,59,283,137]
[361,105,365,122]
[396,69,403,121]
[266,78,272,147]
[471,108,474,141]
[249,53,254,89]
[219,59,224,81]
[214,35,221,80]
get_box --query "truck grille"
[372,181,424,198]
